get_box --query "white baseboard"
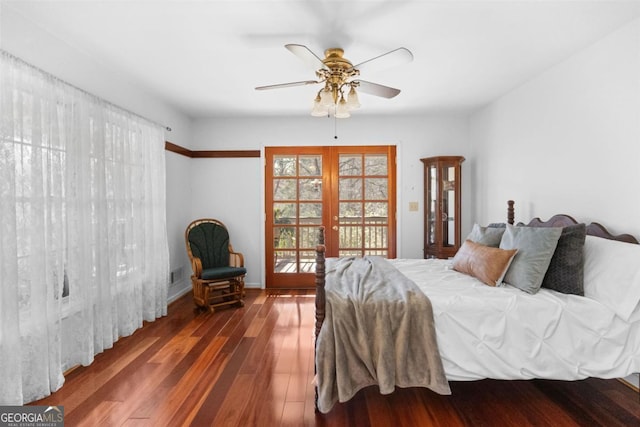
[619,373,639,391]
[244,282,263,289]
[167,284,191,304]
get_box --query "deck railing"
[273,216,388,273]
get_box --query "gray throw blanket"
[315,256,451,414]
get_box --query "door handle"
[332,225,338,231]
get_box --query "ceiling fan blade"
[353,80,401,99]
[255,80,320,90]
[350,47,413,73]
[285,44,328,71]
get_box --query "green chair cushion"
[188,222,231,269]
[201,266,247,281]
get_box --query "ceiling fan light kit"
[256,44,413,119]
[346,86,360,109]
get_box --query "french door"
[265,145,396,288]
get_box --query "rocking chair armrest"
[191,257,203,278]
[229,251,244,268]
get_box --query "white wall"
[165,151,193,300]
[470,18,640,238]
[1,5,194,302]
[191,114,471,287]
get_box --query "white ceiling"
[4,0,640,119]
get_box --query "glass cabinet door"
[427,164,437,247]
[441,163,456,248]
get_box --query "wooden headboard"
[507,199,638,244]
[526,214,638,244]
[524,219,637,250]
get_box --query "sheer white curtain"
[0,51,169,404]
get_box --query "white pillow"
[583,235,640,321]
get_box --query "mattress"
[391,258,640,381]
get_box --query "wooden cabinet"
[421,156,464,259]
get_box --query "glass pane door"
[266,147,327,288]
[334,149,395,257]
[265,146,396,288]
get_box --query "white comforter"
[391,258,640,381]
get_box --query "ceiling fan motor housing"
[318,48,360,103]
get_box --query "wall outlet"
[409,201,419,212]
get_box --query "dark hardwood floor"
[34,289,639,426]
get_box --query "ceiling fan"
[255,44,413,118]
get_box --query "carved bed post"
[314,226,326,412]
[507,200,515,225]
[315,226,326,340]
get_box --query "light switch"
[409,201,419,212]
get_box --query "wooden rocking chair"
[185,219,246,312]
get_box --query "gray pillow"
[540,223,586,295]
[466,223,506,247]
[499,224,563,294]
[487,222,507,228]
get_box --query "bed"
[313,201,640,413]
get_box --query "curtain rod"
[1,49,173,132]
